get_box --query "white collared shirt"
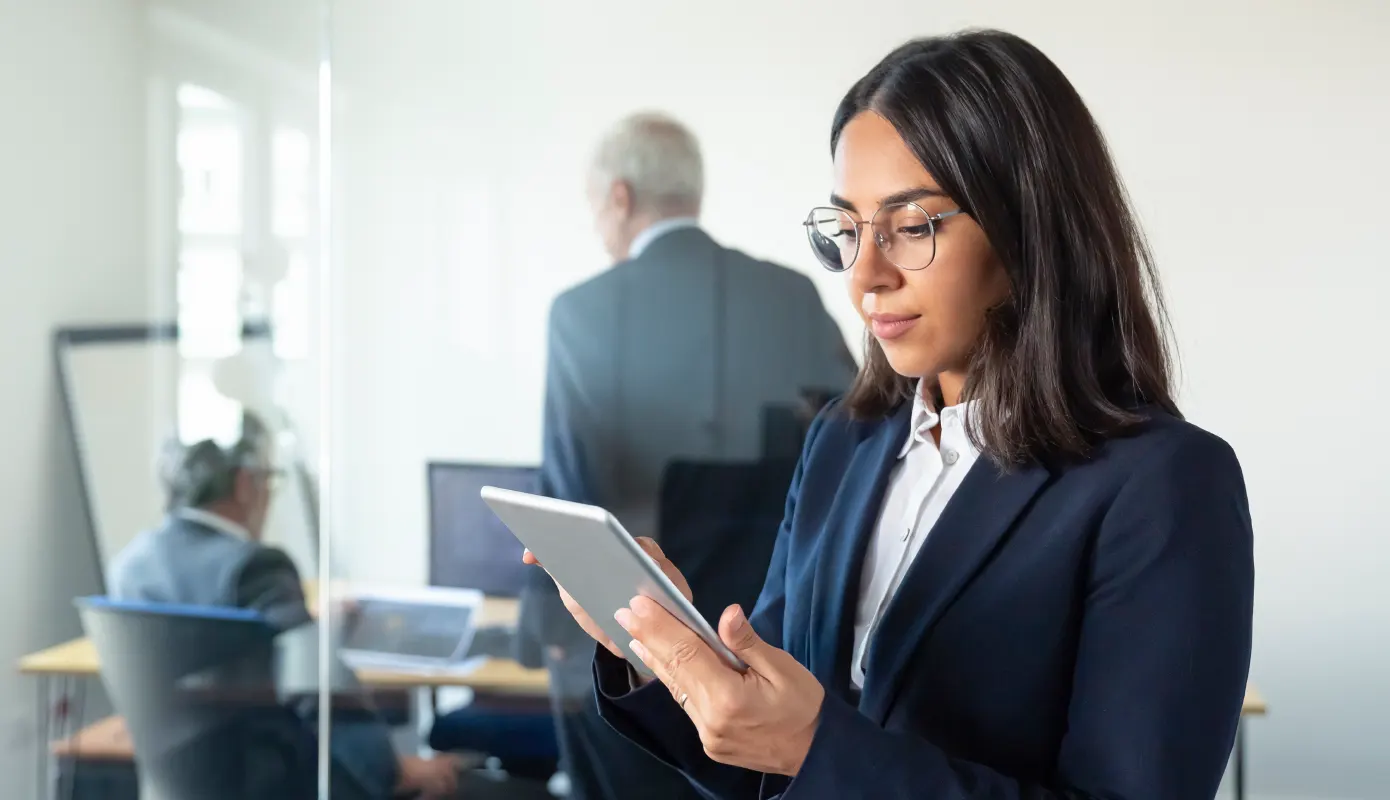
[849,382,982,689]
[175,507,252,542]
[628,217,700,259]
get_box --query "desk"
[22,600,1265,800]
[1235,685,1266,800]
[20,597,547,694]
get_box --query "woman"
[526,29,1253,799]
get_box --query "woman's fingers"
[617,595,732,716]
[635,537,694,602]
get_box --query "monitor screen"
[428,462,538,597]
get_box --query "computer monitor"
[428,462,538,597]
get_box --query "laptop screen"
[340,597,475,662]
[428,462,537,597]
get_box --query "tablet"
[480,486,747,675]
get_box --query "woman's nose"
[849,234,901,295]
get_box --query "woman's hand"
[523,537,693,663]
[614,598,825,776]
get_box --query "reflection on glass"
[176,86,243,237]
[273,127,312,239]
[272,251,312,360]
[176,246,243,359]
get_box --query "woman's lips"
[869,314,921,340]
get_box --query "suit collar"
[627,217,702,259]
[806,402,913,697]
[627,225,712,263]
[174,508,252,541]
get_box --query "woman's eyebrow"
[830,186,946,212]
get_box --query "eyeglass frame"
[801,202,966,273]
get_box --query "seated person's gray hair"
[159,411,274,511]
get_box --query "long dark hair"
[834,30,1178,465]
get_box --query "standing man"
[519,113,857,799]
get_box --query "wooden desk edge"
[18,635,549,694]
[1242,686,1268,716]
[19,632,1264,714]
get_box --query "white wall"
[0,0,148,793]
[330,1,1390,797]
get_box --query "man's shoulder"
[107,527,160,595]
[236,543,302,581]
[549,266,624,322]
[109,516,265,604]
[717,245,822,294]
[550,236,823,320]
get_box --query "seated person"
[109,411,463,799]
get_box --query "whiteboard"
[56,324,318,590]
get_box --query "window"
[171,84,315,442]
[175,83,245,441]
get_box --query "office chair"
[426,623,560,784]
[657,457,798,627]
[76,598,318,800]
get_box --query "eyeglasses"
[802,202,964,273]
[246,466,287,491]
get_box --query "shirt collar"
[898,380,977,459]
[628,217,701,259]
[175,507,252,541]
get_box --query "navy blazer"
[595,399,1255,799]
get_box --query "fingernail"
[628,596,647,617]
[614,608,634,631]
[730,605,747,632]
[629,640,649,663]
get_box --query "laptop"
[337,586,484,672]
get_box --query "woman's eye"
[835,228,858,241]
[897,224,932,239]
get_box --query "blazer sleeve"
[775,428,1255,800]
[592,405,835,800]
[233,546,312,633]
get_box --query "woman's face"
[833,111,1009,383]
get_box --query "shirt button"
[943,449,959,465]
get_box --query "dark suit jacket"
[110,513,399,800]
[519,227,856,661]
[595,400,1255,799]
[519,227,856,799]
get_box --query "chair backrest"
[657,457,797,626]
[76,597,317,800]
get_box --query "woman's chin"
[880,349,935,380]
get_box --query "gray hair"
[591,112,704,216]
[159,411,274,511]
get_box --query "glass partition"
[9,1,1389,799]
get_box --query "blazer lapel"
[859,458,1052,724]
[806,404,912,697]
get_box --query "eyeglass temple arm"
[804,208,965,224]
